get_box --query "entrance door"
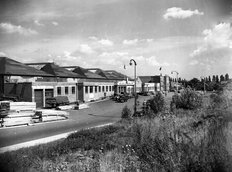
[34,89,43,108]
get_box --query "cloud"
[34,20,44,26]
[99,51,128,58]
[146,56,170,67]
[89,36,98,41]
[163,7,204,20]
[189,59,199,66]
[191,22,232,57]
[0,52,6,56]
[79,44,94,54]
[123,39,138,45]
[146,39,153,43]
[52,21,59,26]
[190,47,207,57]
[0,23,38,36]
[98,39,114,46]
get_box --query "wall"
[143,83,155,92]
[4,82,32,101]
[82,81,114,102]
[32,82,77,107]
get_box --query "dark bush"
[147,92,165,114]
[121,105,133,119]
[171,87,203,110]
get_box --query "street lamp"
[130,59,137,115]
[171,71,179,92]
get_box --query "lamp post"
[130,59,137,115]
[171,71,179,92]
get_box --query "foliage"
[171,87,203,110]
[1,92,232,172]
[187,78,201,90]
[121,105,133,119]
[147,92,165,115]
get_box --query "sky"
[0,0,232,80]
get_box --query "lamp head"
[129,62,132,66]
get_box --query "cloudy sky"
[0,0,232,79]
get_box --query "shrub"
[209,93,227,110]
[121,105,133,119]
[171,87,203,110]
[147,92,165,114]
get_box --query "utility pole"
[130,59,137,116]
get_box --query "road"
[0,95,150,148]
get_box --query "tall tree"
[225,73,229,81]
[208,76,211,82]
[212,75,216,82]
[215,75,219,83]
[220,75,225,82]
[187,78,200,89]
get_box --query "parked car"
[46,96,70,108]
[117,95,129,103]
[142,92,150,96]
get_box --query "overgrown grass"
[0,89,232,172]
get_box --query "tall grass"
[0,90,231,172]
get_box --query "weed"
[121,105,133,120]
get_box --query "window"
[102,86,105,92]
[109,86,111,92]
[106,86,108,92]
[72,86,75,94]
[85,86,88,93]
[65,87,69,94]
[95,86,98,93]
[57,87,61,95]
[90,86,93,93]
[99,86,101,92]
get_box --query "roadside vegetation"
[0,85,232,172]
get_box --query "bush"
[121,105,132,119]
[171,87,203,110]
[147,92,165,114]
[209,93,227,110]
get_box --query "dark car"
[116,94,129,103]
[46,96,70,108]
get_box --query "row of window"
[85,85,113,94]
[57,86,75,95]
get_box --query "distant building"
[25,63,83,107]
[152,75,170,92]
[70,66,114,102]
[138,76,156,92]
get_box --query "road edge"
[0,122,114,154]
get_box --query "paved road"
[0,96,150,148]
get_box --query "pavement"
[0,95,151,152]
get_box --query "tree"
[187,78,201,90]
[220,75,225,82]
[215,75,219,83]
[208,76,211,82]
[225,73,229,81]
[212,75,216,82]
